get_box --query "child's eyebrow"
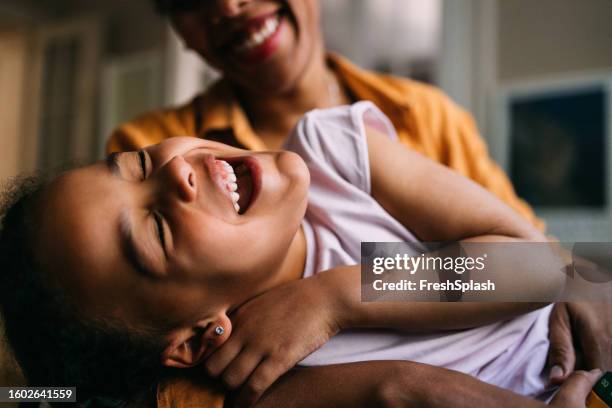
[106,152,122,176]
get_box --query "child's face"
[35,137,309,332]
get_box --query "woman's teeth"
[217,160,241,213]
[236,15,280,53]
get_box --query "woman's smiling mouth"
[235,14,281,55]
[217,9,287,64]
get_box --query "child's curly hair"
[0,175,168,404]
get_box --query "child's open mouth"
[215,157,261,215]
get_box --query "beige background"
[0,27,27,181]
[498,0,612,81]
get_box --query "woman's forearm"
[250,361,546,408]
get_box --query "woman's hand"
[549,369,603,407]
[203,273,342,407]
[548,302,612,383]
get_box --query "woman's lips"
[219,11,285,65]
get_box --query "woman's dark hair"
[151,0,203,16]
[0,176,168,404]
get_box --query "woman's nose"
[214,0,251,17]
[159,156,197,203]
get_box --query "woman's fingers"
[548,303,575,384]
[549,369,602,407]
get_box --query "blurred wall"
[439,0,612,138]
[322,0,441,80]
[0,0,166,181]
[498,0,612,81]
[0,27,26,180]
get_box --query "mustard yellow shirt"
[107,54,544,407]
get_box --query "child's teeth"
[217,159,242,213]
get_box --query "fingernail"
[590,368,602,376]
[550,365,564,379]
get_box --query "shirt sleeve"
[286,102,386,195]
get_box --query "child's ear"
[161,314,232,368]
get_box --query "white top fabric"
[283,101,553,399]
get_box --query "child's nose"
[160,156,197,203]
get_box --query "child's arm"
[302,124,565,333]
[365,122,541,243]
[353,124,566,311]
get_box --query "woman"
[0,104,603,408]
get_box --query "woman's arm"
[248,360,598,408]
[246,360,544,408]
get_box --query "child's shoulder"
[285,102,394,195]
[287,102,394,151]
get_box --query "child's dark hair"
[0,175,168,404]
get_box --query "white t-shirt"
[284,101,553,399]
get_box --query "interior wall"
[497,0,612,81]
[439,0,497,138]
[0,0,167,176]
[87,0,165,57]
[0,28,27,180]
[321,0,441,79]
